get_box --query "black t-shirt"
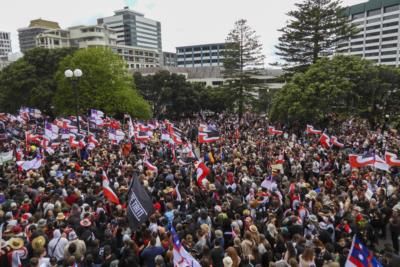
[210,246,224,267]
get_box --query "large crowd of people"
[0,111,400,267]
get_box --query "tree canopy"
[0,47,76,114]
[275,0,357,72]
[223,19,265,119]
[134,71,206,118]
[270,55,400,126]
[54,47,151,119]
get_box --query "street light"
[64,68,83,133]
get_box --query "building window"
[352,34,364,39]
[382,36,398,42]
[382,43,397,49]
[383,21,399,27]
[352,12,364,20]
[381,57,397,62]
[366,25,380,30]
[367,9,381,17]
[365,52,379,57]
[351,41,363,46]
[366,32,380,37]
[367,18,381,24]
[384,4,400,13]
[381,50,397,55]
[384,14,399,20]
[212,81,223,86]
[365,46,379,50]
[383,29,398,34]
[366,38,379,44]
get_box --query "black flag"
[127,176,154,231]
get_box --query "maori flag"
[127,175,154,231]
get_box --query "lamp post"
[64,69,83,133]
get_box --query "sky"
[1,0,364,64]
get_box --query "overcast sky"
[1,0,364,63]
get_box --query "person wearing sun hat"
[6,237,28,266]
[79,218,95,244]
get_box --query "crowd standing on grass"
[1,110,400,267]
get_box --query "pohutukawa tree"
[223,19,265,120]
[275,0,357,72]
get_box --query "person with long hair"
[226,247,241,267]
[299,247,315,267]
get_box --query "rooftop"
[28,19,60,29]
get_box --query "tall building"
[337,0,400,66]
[18,19,61,53]
[0,31,12,56]
[97,7,162,52]
[176,43,225,68]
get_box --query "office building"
[18,19,61,53]
[97,7,162,52]
[0,31,12,56]
[162,52,177,66]
[111,45,159,69]
[34,24,158,69]
[337,0,400,66]
[176,43,225,68]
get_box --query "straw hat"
[249,225,258,233]
[7,237,24,250]
[56,212,66,221]
[32,236,46,252]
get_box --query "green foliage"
[0,47,76,114]
[135,71,206,118]
[223,19,265,119]
[54,47,151,119]
[275,0,357,72]
[270,55,400,126]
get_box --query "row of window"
[179,59,221,64]
[177,46,224,53]
[352,4,400,20]
[366,21,399,31]
[366,28,398,37]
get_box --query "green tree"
[54,47,151,119]
[275,0,357,72]
[0,47,76,114]
[223,19,265,120]
[135,71,206,118]
[270,55,400,126]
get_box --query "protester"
[0,110,399,267]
